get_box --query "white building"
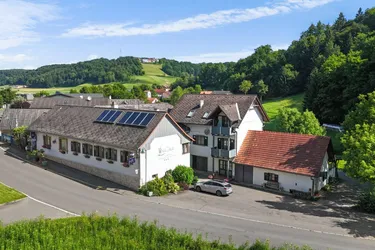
[28,105,192,190]
[170,94,336,195]
[169,94,269,178]
[234,131,336,196]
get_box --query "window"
[202,112,210,119]
[59,138,68,152]
[120,150,129,163]
[193,135,208,146]
[94,146,104,158]
[182,143,190,154]
[82,143,93,155]
[43,135,51,148]
[230,139,235,150]
[106,148,117,161]
[71,141,81,153]
[187,109,196,117]
[219,160,228,176]
[264,173,279,182]
[222,116,230,127]
[217,138,228,149]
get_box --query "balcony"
[212,126,232,136]
[211,148,236,158]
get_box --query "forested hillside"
[168,7,375,124]
[0,57,143,88]
[159,58,202,77]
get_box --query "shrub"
[192,176,199,185]
[178,182,190,191]
[172,165,194,184]
[357,187,375,214]
[139,177,168,196]
[161,172,179,194]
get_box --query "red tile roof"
[234,131,333,177]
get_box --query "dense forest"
[0,57,143,88]
[159,59,201,77]
[169,7,375,124]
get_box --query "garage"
[192,155,208,172]
[234,164,253,184]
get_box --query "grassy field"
[14,64,177,94]
[263,93,304,131]
[0,215,309,250]
[262,93,343,153]
[0,183,26,205]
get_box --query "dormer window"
[187,110,196,118]
[202,112,210,119]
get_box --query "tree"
[239,80,252,95]
[12,126,28,148]
[341,91,375,183]
[341,123,375,183]
[256,80,268,101]
[34,90,50,97]
[0,88,17,104]
[333,12,347,31]
[170,86,184,105]
[70,89,79,94]
[0,95,3,106]
[194,84,202,94]
[275,108,326,136]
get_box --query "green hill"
[15,64,177,94]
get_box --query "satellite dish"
[204,128,210,135]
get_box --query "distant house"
[28,105,192,190]
[234,131,336,196]
[16,93,34,101]
[0,108,49,143]
[140,58,159,64]
[154,88,171,100]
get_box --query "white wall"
[253,167,313,193]
[236,106,264,150]
[36,132,140,178]
[141,116,191,184]
[188,124,213,171]
[316,152,329,190]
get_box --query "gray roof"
[28,97,143,109]
[28,106,172,151]
[0,108,49,130]
[95,103,173,112]
[217,104,240,122]
[169,94,269,126]
[47,92,104,98]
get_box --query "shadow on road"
[256,193,375,238]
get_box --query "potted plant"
[29,150,37,161]
[39,149,48,166]
[26,151,32,160]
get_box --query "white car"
[194,180,233,196]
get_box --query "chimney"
[109,95,112,100]
[111,101,119,109]
[199,100,204,108]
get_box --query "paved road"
[0,149,374,250]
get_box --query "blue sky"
[0,0,373,69]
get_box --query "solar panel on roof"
[133,112,147,125]
[96,110,109,121]
[118,112,133,124]
[124,112,140,125]
[108,110,122,123]
[139,113,155,126]
[102,110,116,122]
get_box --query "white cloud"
[0,53,31,63]
[87,54,99,60]
[173,44,290,63]
[62,0,336,38]
[0,0,59,50]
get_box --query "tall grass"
[0,215,311,250]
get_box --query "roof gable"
[0,109,49,130]
[234,131,333,177]
[169,94,268,125]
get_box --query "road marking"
[0,181,79,217]
[27,196,79,217]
